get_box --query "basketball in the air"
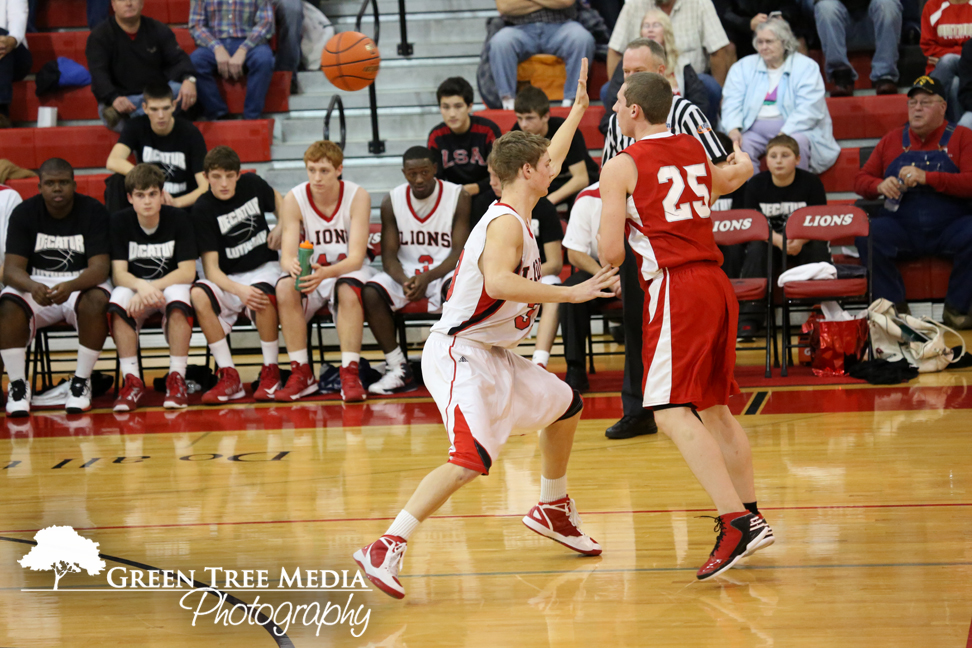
[321,32,381,92]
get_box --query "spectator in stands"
[275,141,375,403]
[271,0,303,94]
[814,0,901,96]
[0,158,111,417]
[428,77,502,228]
[488,0,595,110]
[737,133,829,338]
[606,0,733,121]
[0,0,30,128]
[105,84,209,212]
[189,0,275,120]
[960,39,972,128]
[559,182,614,391]
[190,146,284,405]
[485,162,564,369]
[716,1,810,59]
[108,164,197,412]
[722,17,841,174]
[361,147,471,395]
[855,75,972,329]
[87,0,199,131]
[512,85,598,206]
[601,38,726,441]
[920,0,972,118]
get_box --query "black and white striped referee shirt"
[602,95,727,165]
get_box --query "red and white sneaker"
[202,367,246,405]
[163,372,188,409]
[340,362,367,403]
[253,364,281,401]
[696,512,769,580]
[522,496,602,556]
[352,535,407,599]
[274,362,317,401]
[745,513,775,556]
[113,374,145,412]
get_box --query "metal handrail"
[397,0,413,57]
[323,95,347,150]
[355,0,385,154]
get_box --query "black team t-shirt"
[532,197,563,264]
[513,116,600,195]
[110,205,197,280]
[743,169,828,233]
[427,115,502,196]
[5,194,110,279]
[118,115,207,198]
[192,173,279,275]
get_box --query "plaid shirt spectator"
[189,0,274,53]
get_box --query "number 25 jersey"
[431,202,541,349]
[624,132,723,276]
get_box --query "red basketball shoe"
[522,496,602,555]
[163,372,188,409]
[253,364,281,401]
[202,367,246,404]
[274,362,317,401]
[340,362,367,403]
[352,535,407,599]
[113,374,145,412]
[697,512,768,580]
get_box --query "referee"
[601,38,728,440]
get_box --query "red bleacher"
[35,0,190,28]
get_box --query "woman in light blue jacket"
[721,18,840,174]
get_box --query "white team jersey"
[0,185,24,275]
[432,201,542,349]
[293,180,361,266]
[389,179,461,276]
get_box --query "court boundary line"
[1,501,968,535]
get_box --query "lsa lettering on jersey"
[802,214,854,227]
[398,230,452,247]
[441,148,486,168]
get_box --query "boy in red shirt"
[921,0,972,116]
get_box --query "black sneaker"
[5,379,30,417]
[564,365,590,392]
[65,375,93,414]
[605,412,658,439]
[697,512,768,580]
[831,68,855,97]
[943,304,972,330]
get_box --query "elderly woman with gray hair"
[721,18,840,174]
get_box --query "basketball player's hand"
[236,284,271,311]
[267,225,283,251]
[404,273,431,301]
[728,140,752,169]
[162,191,175,206]
[568,265,618,303]
[47,283,73,305]
[30,282,54,307]
[297,263,326,293]
[573,58,589,111]
[786,238,807,256]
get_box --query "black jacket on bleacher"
[86,16,197,106]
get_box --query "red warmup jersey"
[623,132,722,277]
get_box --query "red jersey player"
[599,72,773,580]
[354,60,619,600]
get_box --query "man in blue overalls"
[854,76,972,329]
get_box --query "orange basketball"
[321,32,381,92]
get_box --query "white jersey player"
[275,141,375,403]
[362,147,471,396]
[354,59,619,600]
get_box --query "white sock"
[260,340,279,366]
[540,475,567,503]
[384,347,405,368]
[342,352,360,368]
[1,348,26,383]
[209,339,235,369]
[119,356,139,378]
[289,349,309,366]
[502,96,514,110]
[385,510,420,541]
[75,346,101,380]
[170,356,188,377]
[532,350,550,367]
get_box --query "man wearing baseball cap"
[854,75,972,329]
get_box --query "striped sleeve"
[602,114,635,164]
[670,97,727,164]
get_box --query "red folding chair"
[780,205,871,376]
[711,209,775,378]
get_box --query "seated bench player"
[190,146,285,403]
[110,164,198,411]
[361,146,471,394]
[0,158,112,417]
[275,141,376,403]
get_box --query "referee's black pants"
[561,270,615,370]
[620,241,647,417]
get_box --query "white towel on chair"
[778,262,837,287]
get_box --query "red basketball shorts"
[640,261,740,411]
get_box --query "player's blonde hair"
[303,140,344,168]
[487,131,550,187]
